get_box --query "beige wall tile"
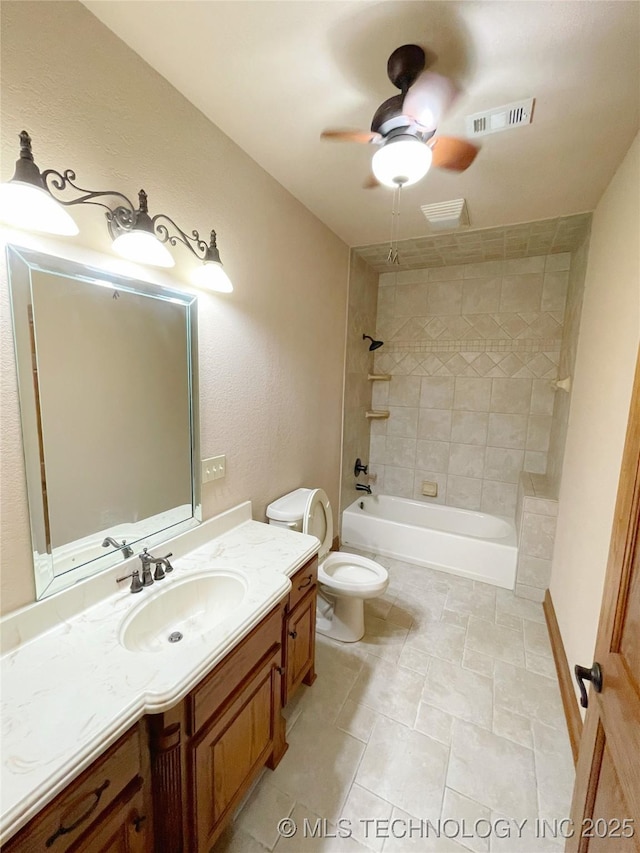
[451,411,489,445]
[427,281,463,314]
[484,447,525,483]
[449,443,485,479]
[481,480,518,516]
[463,260,505,278]
[545,252,571,272]
[490,378,533,413]
[386,407,419,439]
[420,376,455,409]
[524,450,548,473]
[530,379,556,415]
[504,256,546,275]
[447,475,483,510]
[418,409,453,441]
[461,278,502,314]
[500,274,543,312]
[521,512,557,559]
[487,413,528,449]
[526,414,552,451]
[413,470,447,503]
[542,271,569,312]
[416,440,450,472]
[517,554,552,589]
[453,377,492,411]
[395,284,428,316]
[429,265,466,281]
[388,375,421,407]
[384,465,414,497]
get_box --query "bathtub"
[341,495,517,589]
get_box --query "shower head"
[363,334,384,351]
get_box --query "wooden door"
[67,782,149,853]
[284,592,316,703]
[568,351,640,851]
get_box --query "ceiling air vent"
[466,98,535,138]
[420,198,469,231]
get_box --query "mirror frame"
[6,244,201,599]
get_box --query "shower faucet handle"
[354,458,369,476]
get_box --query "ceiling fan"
[321,44,479,189]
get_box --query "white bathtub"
[341,495,517,589]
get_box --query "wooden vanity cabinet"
[3,557,319,853]
[282,558,318,705]
[2,723,152,853]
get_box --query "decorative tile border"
[353,213,591,272]
[374,349,560,378]
[384,339,561,353]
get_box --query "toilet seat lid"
[302,488,333,560]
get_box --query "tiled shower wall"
[368,254,572,516]
[340,254,378,514]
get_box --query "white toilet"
[266,488,389,642]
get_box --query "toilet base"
[316,595,365,643]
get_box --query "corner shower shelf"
[368,374,392,381]
[366,410,390,419]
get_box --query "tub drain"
[168,631,183,643]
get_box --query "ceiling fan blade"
[402,71,458,132]
[430,136,479,172]
[363,173,380,189]
[321,129,382,144]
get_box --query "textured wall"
[340,253,378,514]
[546,236,590,494]
[368,255,570,516]
[0,1,349,614]
[551,133,640,707]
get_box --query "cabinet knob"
[132,814,147,833]
[289,630,298,639]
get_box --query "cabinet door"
[284,590,317,705]
[190,647,281,853]
[67,781,149,853]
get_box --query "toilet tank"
[266,488,313,531]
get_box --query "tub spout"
[356,484,372,494]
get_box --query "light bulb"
[0,181,79,236]
[371,137,433,188]
[111,229,174,268]
[191,261,233,293]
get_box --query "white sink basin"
[119,570,248,653]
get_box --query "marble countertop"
[0,505,319,844]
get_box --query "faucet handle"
[116,569,143,593]
[160,553,174,573]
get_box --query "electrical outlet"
[201,455,226,483]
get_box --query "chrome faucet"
[138,548,174,585]
[356,483,372,494]
[102,537,134,559]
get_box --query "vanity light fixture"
[0,131,233,292]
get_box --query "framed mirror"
[6,245,201,598]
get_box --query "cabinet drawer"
[288,558,317,613]
[189,602,284,734]
[4,726,142,852]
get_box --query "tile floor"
[214,553,575,853]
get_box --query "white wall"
[551,133,640,705]
[0,1,349,614]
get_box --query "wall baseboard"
[543,589,583,764]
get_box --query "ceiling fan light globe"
[371,138,433,188]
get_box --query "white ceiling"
[83,1,640,247]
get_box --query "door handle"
[574,662,603,708]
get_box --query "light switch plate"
[202,455,226,483]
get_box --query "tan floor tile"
[414,702,454,745]
[447,720,538,817]
[490,812,564,852]
[492,706,533,750]
[269,715,365,822]
[445,584,497,621]
[236,779,295,850]
[523,619,553,658]
[335,700,380,743]
[406,620,466,664]
[461,648,495,678]
[356,717,449,819]
[466,617,525,667]
[213,824,270,853]
[348,656,425,726]
[397,645,432,676]
[381,807,469,852]
[532,721,575,821]
[441,788,491,853]
[494,662,564,728]
[360,615,410,663]
[525,650,556,679]
[341,784,393,852]
[422,658,493,729]
[273,803,371,852]
[495,590,545,624]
